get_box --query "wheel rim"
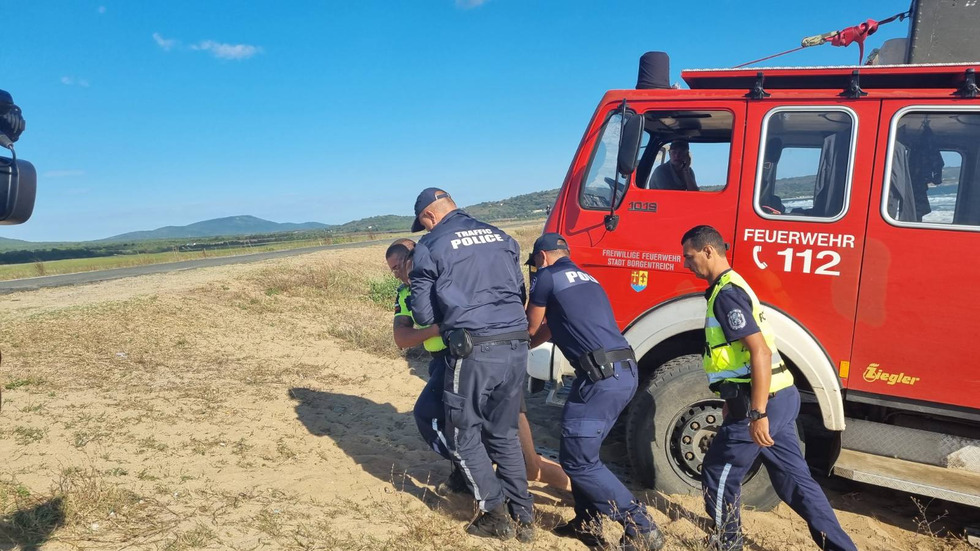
[667,399,723,486]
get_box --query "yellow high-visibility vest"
[395,285,446,353]
[703,270,793,393]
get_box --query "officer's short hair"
[385,239,414,261]
[681,225,727,253]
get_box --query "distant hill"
[1,189,560,253]
[0,236,32,249]
[101,215,329,242]
[465,189,558,221]
[334,214,414,233]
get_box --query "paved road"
[0,238,390,295]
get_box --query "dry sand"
[0,243,974,550]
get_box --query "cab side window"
[884,111,980,229]
[580,112,629,210]
[754,109,856,221]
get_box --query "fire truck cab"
[528,58,980,509]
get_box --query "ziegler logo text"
[862,364,920,386]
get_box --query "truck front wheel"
[626,354,780,511]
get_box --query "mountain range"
[0,189,558,251]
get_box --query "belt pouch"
[445,329,473,358]
[718,381,751,420]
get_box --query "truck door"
[558,99,747,328]
[731,101,878,376]
[850,102,980,411]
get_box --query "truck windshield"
[580,112,629,210]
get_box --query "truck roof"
[681,63,980,92]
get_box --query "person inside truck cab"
[650,139,699,191]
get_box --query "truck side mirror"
[0,157,37,225]
[617,113,645,176]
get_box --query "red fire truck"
[527,3,980,509]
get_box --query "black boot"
[435,463,468,496]
[514,520,534,543]
[553,516,607,549]
[620,527,666,551]
[465,504,515,540]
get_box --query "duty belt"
[573,347,635,383]
[469,331,530,347]
[708,364,789,394]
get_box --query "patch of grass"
[72,428,110,449]
[162,522,216,550]
[247,260,402,358]
[188,436,223,456]
[136,436,169,454]
[4,377,46,390]
[12,426,44,445]
[19,402,45,413]
[276,438,297,461]
[367,275,400,308]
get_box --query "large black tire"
[626,354,781,511]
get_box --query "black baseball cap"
[412,187,451,232]
[525,232,569,265]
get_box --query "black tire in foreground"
[626,354,781,511]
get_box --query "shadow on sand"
[288,386,568,528]
[0,496,65,551]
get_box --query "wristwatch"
[748,409,768,421]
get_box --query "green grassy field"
[0,218,548,282]
[0,237,354,281]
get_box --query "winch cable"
[733,7,912,68]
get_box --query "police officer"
[385,239,469,495]
[526,233,664,551]
[680,225,856,551]
[408,188,534,542]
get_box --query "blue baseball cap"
[412,187,451,232]
[526,232,569,264]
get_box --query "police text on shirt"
[450,229,504,249]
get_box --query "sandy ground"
[0,244,975,550]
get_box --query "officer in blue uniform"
[681,225,856,551]
[408,188,534,542]
[385,239,468,495]
[526,233,665,551]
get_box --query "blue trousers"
[443,340,533,522]
[560,360,653,536]
[702,385,856,551]
[413,352,453,461]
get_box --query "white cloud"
[153,32,178,51]
[456,0,488,8]
[98,5,106,13]
[43,169,85,178]
[191,40,262,60]
[60,76,90,87]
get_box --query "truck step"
[834,449,980,507]
[545,375,575,407]
[842,418,980,473]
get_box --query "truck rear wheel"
[626,354,780,511]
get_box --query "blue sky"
[1,0,911,241]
